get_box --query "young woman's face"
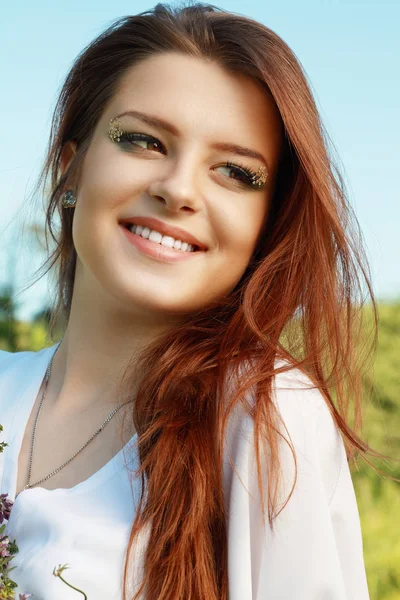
[68,52,283,318]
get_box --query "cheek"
[70,153,121,276]
[78,143,141,214]
[216,203,267,263]
[198,211,265,301]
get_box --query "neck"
[46,279,181,414]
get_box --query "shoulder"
[0,347,38,376]
[0,344,55,393]
[225,361,369,598]
[0,344,59,431]
[231,356,336,438]
[224,358,345,507]
[0,347,41,401]
[272,358,329,416]
[0,347,39,440]
[0,347,12,364]
[273,361,345,504]
[271,359,338,447]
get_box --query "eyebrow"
[116,109,270,172]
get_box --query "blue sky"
[1,0,399,320]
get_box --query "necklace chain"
[16,342,133,498]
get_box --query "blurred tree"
[0,284,19,349]
[0,221,20,348]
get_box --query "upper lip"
[119,216,208,251]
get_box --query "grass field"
[351,302,400,599]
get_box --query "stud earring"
[61,189,77,208]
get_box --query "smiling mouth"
[121,222,201,253]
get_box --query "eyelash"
[116,131,264,190]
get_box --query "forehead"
[107,52,283,160]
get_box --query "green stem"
[56,574,87,599]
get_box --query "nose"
[146,154,203,213]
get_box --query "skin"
[48,51,284,418]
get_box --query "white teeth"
[161,236,175,248]
[148,230,162,244]
[126,223,197,252]
[173,239,182,250]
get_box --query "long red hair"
[20,2,397,598]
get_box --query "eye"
[117,132,166,154]
[215,162,265,190]
[114,130,266,190]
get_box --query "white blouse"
[0,343,370,599]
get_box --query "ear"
[60,141,78,177]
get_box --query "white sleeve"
[225,387,370,600]
[256,399,370,600]
[312,401,371,600]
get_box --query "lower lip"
[120,225,204,263]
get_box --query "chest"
[6,467,142,600]
[16,381,135,496]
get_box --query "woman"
[0,2,388,599]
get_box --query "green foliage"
[0,288,18,351]
[0,523,19,600]
[0,320,57,353]
[350,301,400,600]
[356,477,400,599]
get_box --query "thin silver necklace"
[16,341,133,499]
